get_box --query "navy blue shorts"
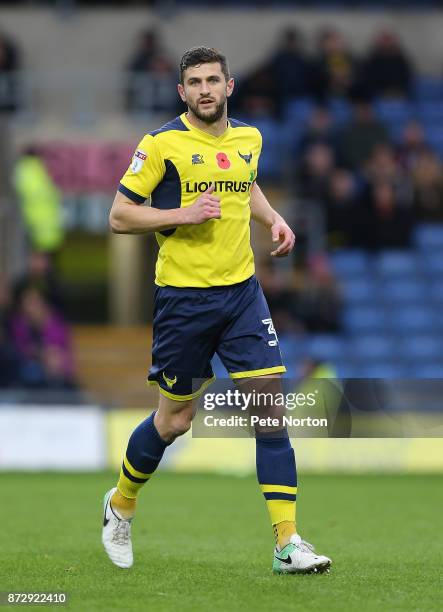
[147,275,286,400]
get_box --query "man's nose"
[199,82,210,95]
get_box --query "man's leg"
[240,375,297,550]
[102,395,193,568]
[112,395,193,517]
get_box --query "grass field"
[1,472,441,611]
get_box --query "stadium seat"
[279,339,308,365]
[380,279,427,303]
[349,335,397,361]
[416,101,443,122]
[422,252,443,275]
[349,363,408,379]
[399,335,443,361]
[414,224,443,251]
[412,363,443,377]
[340,277,378,302]
[328,97,351,124]
[376,250,422,276]
[305,334,346,361]
[283,98,314,126]
[374,99,414,123]
[343,306,386,332]
[386,306,436,332]
[430,283,443,303]
[413,76,443,101]
[330,250,370,277]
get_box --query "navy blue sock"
[117,411,169,498]
[256,431,297,526]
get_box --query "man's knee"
[155,398,193,442]
[166,412,192,439]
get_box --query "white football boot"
[102,487,133,569]
[273,533,331,574]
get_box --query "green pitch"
[1,472,441,611]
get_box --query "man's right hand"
[180,184,221,225]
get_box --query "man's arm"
[109,185,221,234]
[249,182,295,257]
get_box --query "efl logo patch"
[192,153,204,165]
[130,149,147,173]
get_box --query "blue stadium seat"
[430,284,443,303]
[376,250,422,276]
[328,97,351,124]
[423,124,443,158]
[349,363,408,379]
[245,117,289,178]
[422,252,443,275]
[380,279,427,303]
[414,224,443,251]
[400,335,443,361]
[411,363,443,378]
[330,250,370,277]
[278,335,307,363]
[416,101,443,122]
[305,334,345,361]
[350,335,397,361]
[283,98,314,126]
[387,306,436,332]
[343,306,386,332]
[340,277,378,302]
[413,77,443,101]
[374,99,413,123]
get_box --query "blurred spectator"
[0,30,20,112]
[310,27,356,99]
[125,28,175,113]
[258,260,300,333]
[297,106,337,156]
[15,251,65,314]
[364,143,413,206]
[411,150,443,222]
[14,146,64,253]
[292,253,342,332]
[397,120,430,172]
[325,168,361,248]
[233,28,309,118]
[231,64,275,117]
[0,275,20,387]
[296,142,335,201]
[268,27,310,103]
[11,286,76,389]
[363,30,413,98]
[337,92,389,169]
[363,181,413,249]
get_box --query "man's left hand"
[270,222,295,257]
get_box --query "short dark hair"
[179,47,229,83]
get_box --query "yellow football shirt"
[119,112,262,287]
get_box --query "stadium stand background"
[0,4,442,472]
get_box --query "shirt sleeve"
[254,127,262,182]
[118,134,165,203]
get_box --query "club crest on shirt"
[238,151,253,165]
[131,149,147,173]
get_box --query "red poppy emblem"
[216,152,231,169]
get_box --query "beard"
[187,96,226,124]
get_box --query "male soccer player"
[103,46,331,574]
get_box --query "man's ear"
[177,83,186,102]
[226,77,235,98]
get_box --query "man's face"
[178,62,234,124]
